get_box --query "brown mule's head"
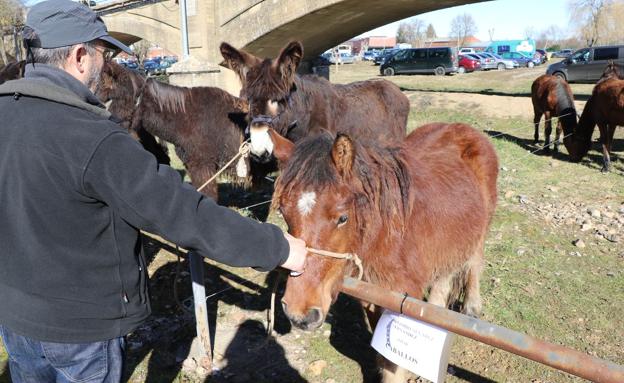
[220,41,303,163]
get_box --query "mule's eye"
[337,214,348,226]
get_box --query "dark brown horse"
[0,60,25,84]
[271,123,498,382]
[562,62,624,171]
[531,74,578,153]
[219,41,409,166]
[97,62,251,199]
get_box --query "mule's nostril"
[307,307,322,326]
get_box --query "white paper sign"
[371,310,454,383]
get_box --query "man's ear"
[220,42,261,85]
[267,128,294,167]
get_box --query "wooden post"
[189,251,213,370]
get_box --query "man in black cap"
[0,0,307,382]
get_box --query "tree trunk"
[0,35,8,66]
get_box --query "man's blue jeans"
[0,325,125,383]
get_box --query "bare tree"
[426,23,437,39]
[524,26,536,39]
[396,18,427,47]
[536,25,563,49]
[131,40,151,65]
[568,0,611,46]
[449,13,478,48]
[0,0,24,65]
[488,28,495,41]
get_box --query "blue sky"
[358,0,572,41]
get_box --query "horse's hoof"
[601,166,610,173]
[462,302,482,318]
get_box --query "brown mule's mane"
[145,79,188,114]
[275,132,411,232]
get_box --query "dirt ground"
[404,90,587,119]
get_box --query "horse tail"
[554,78,578,136]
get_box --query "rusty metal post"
[189,252,212,370]
[340,277,624,383]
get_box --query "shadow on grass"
[399,86,592,101]
[123,235,291,383]
[449,364,498,382]
[0,364,10,383]
[204,320,305,383]
[485,130,624,174]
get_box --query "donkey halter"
[246,92,298,136]
[290,247,363,280]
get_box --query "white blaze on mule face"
[249,125,274,157]
[267,99,279,115]
[297,191,317,216]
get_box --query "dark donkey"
[270,123,498,382]
[0,61,25,84]
[219,41,409,165]
[562,62,624,171]
[531,73,578,154]
[97,62,250,199]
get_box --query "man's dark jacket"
[0,64,289,343]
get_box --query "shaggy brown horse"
[219,41,409,165]
[271,123,498,382]
[0,60,25,84]
[531,74,578,153]
[97,62,250,199]
[562,62,624,171]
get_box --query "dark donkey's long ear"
[274,41,303,84]
[331,134,354,178]
[267,128,294,167]
[220,42,261,84]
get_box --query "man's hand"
[280,232,307,273]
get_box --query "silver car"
[484,52,517,70]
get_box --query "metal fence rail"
[340,277,624,383]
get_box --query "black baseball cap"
[24,0,133,54]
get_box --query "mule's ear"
[219,42,260,84]
[331,134,354,177]
[268,128,295,166]
[274,41,303,82]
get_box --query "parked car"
[474,53,498,70]
[328,52,355,64]
[482,52,516,69]
[546,45,624,83]
[380,47,458,76]
[536,49,550,62]
[500,51,539,67]
[362,51,377,61]
[459,47,476,55]
[463,53,488,69]
[374,48,399,65]
[142,60,160,74]
[458,55,481,73]
[552,49,573,58]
